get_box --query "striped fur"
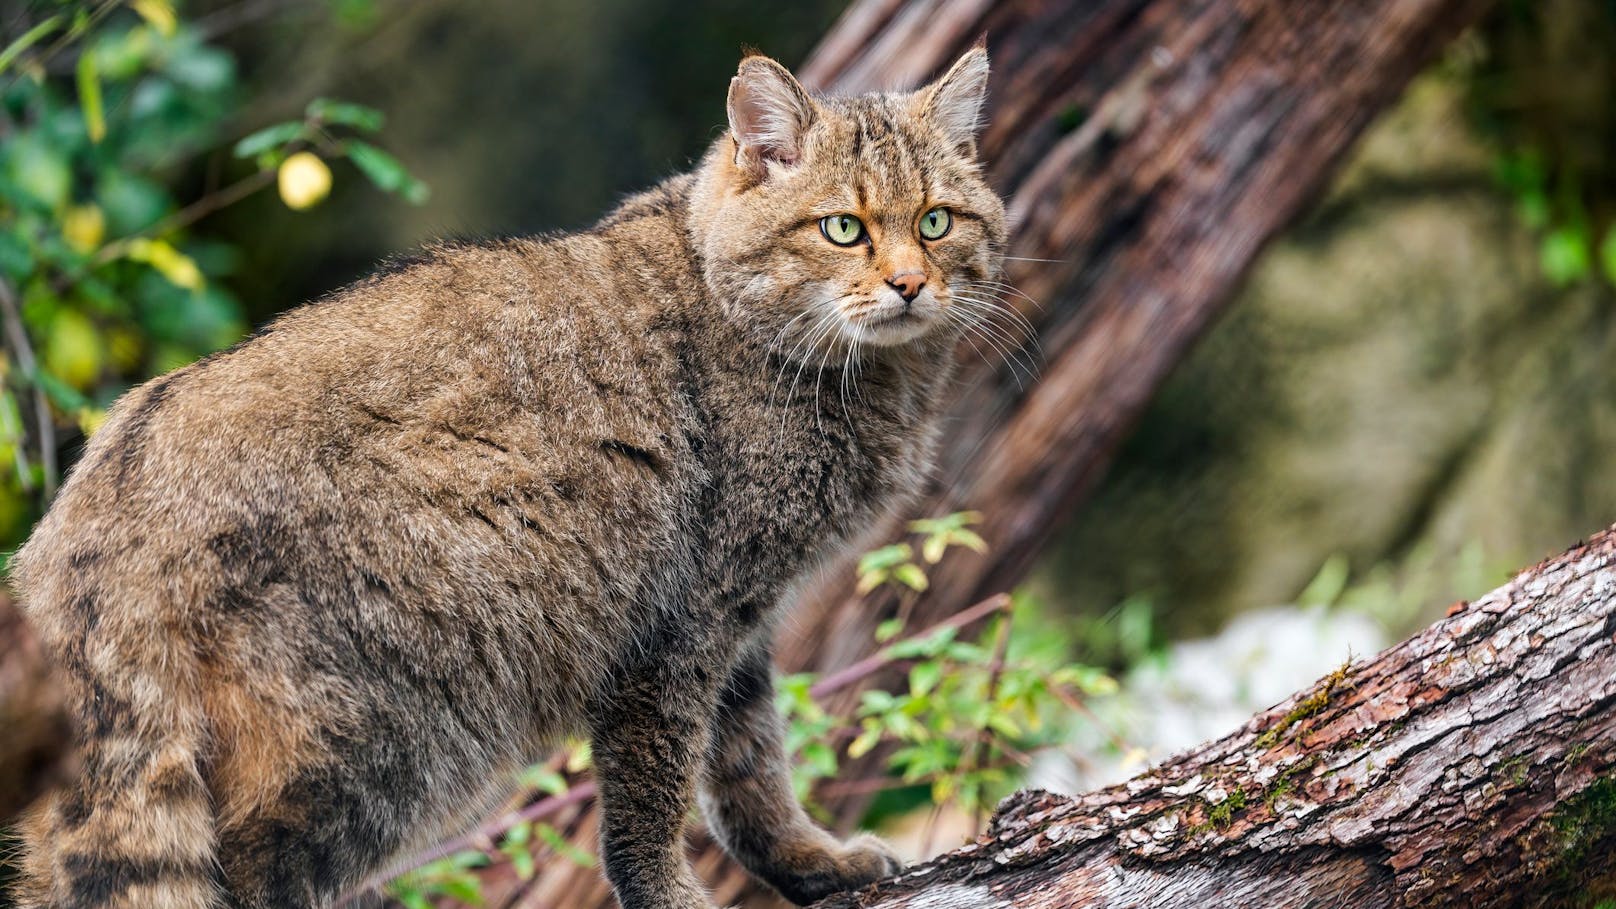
[10,50,1004,909]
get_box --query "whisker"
[947,309,1035,389]
[948,296,1043,358]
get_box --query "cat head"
[689,48,1007,355]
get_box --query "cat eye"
[820,214,865,246]
[919,207,952,241]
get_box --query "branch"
[0,274,57,500]
[818,527,1616,907]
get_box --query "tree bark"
[0,591,71,822]
[815,526,1616,908]
[786,0,1493,680]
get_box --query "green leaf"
[0,15,62,75]
[847,723,882,759]
[1601,227,1616,286]
[233,122,306,160]
[77,50,105,143]
[800,741,838,778]
[508,846,535,880]
[951,528,989,553]
[503,820,531,847]
[855,570,886,595]
[6,134,72,211]
[892,563,929,591]
[130,0,178,36]
[535,822,596,867]
[1541,227,1592,286]
[519,765,569,796]
[874,617,905,643]
[0,232,34,281]
[438,877,482,904]
[858,690,896,715]
[345,140,429,203]
[986,713,1022,739]
[920,534,947,564]
[307,97,385,131]
[857,543,912,575]
[909,661,942,697]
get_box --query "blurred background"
[2,0,1615,904]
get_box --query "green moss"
[1209,788,1247,828]
[1501,753,1531,787]
[1552,776,1616,867]
[1188,787,1249,834]
[1526,775,1616,906]
[1255,662,1351,749]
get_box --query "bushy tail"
[13,657,219,909]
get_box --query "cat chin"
[841,311,935,347]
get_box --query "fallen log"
[818,527,1616,907]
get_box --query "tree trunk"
[0,591,71,822]
[816,525,1616,908]
[492,0,1495,906]
[786,0,1493,678]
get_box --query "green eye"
[820,214,865,246]
[919,207,952,240]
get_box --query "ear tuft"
[920,46,991,154]
[727,55,815,176]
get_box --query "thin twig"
[0,275,56,500]
[957,606,1015,832]
[94,169,276,266]
[810,592,1011,698]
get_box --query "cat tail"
[13,644,220,909]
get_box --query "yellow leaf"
[43,310,104,390]
[62,204,106,253]
[278,151,332,211]
[127,238,204,291]
[77,407,107,436]
[130,0,178,37]
[76,51,104,142]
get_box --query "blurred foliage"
[1465,0,1616,286]
[0,0,423,555]
[786,516,1115,823]
[366,516,1116,905]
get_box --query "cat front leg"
[699,644,903,905]
[591,646,722,909]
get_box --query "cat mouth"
[843,303,931,345]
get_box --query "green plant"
[791,513,1116,820]
[0,0,424,553]
[370,513,1118,903]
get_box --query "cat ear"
[918,46,991,154]
[727,54,815,175]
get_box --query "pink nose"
[886,271,926,302]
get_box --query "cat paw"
[766,833,904,905]
[837,833,904,884]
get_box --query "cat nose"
[886,270,926,303]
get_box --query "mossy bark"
[817,527,1616,908]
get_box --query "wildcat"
[11,46,1006,909]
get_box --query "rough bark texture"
[786,0,1494,681]
[0,590,71,822]
[817,527,1616,908]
